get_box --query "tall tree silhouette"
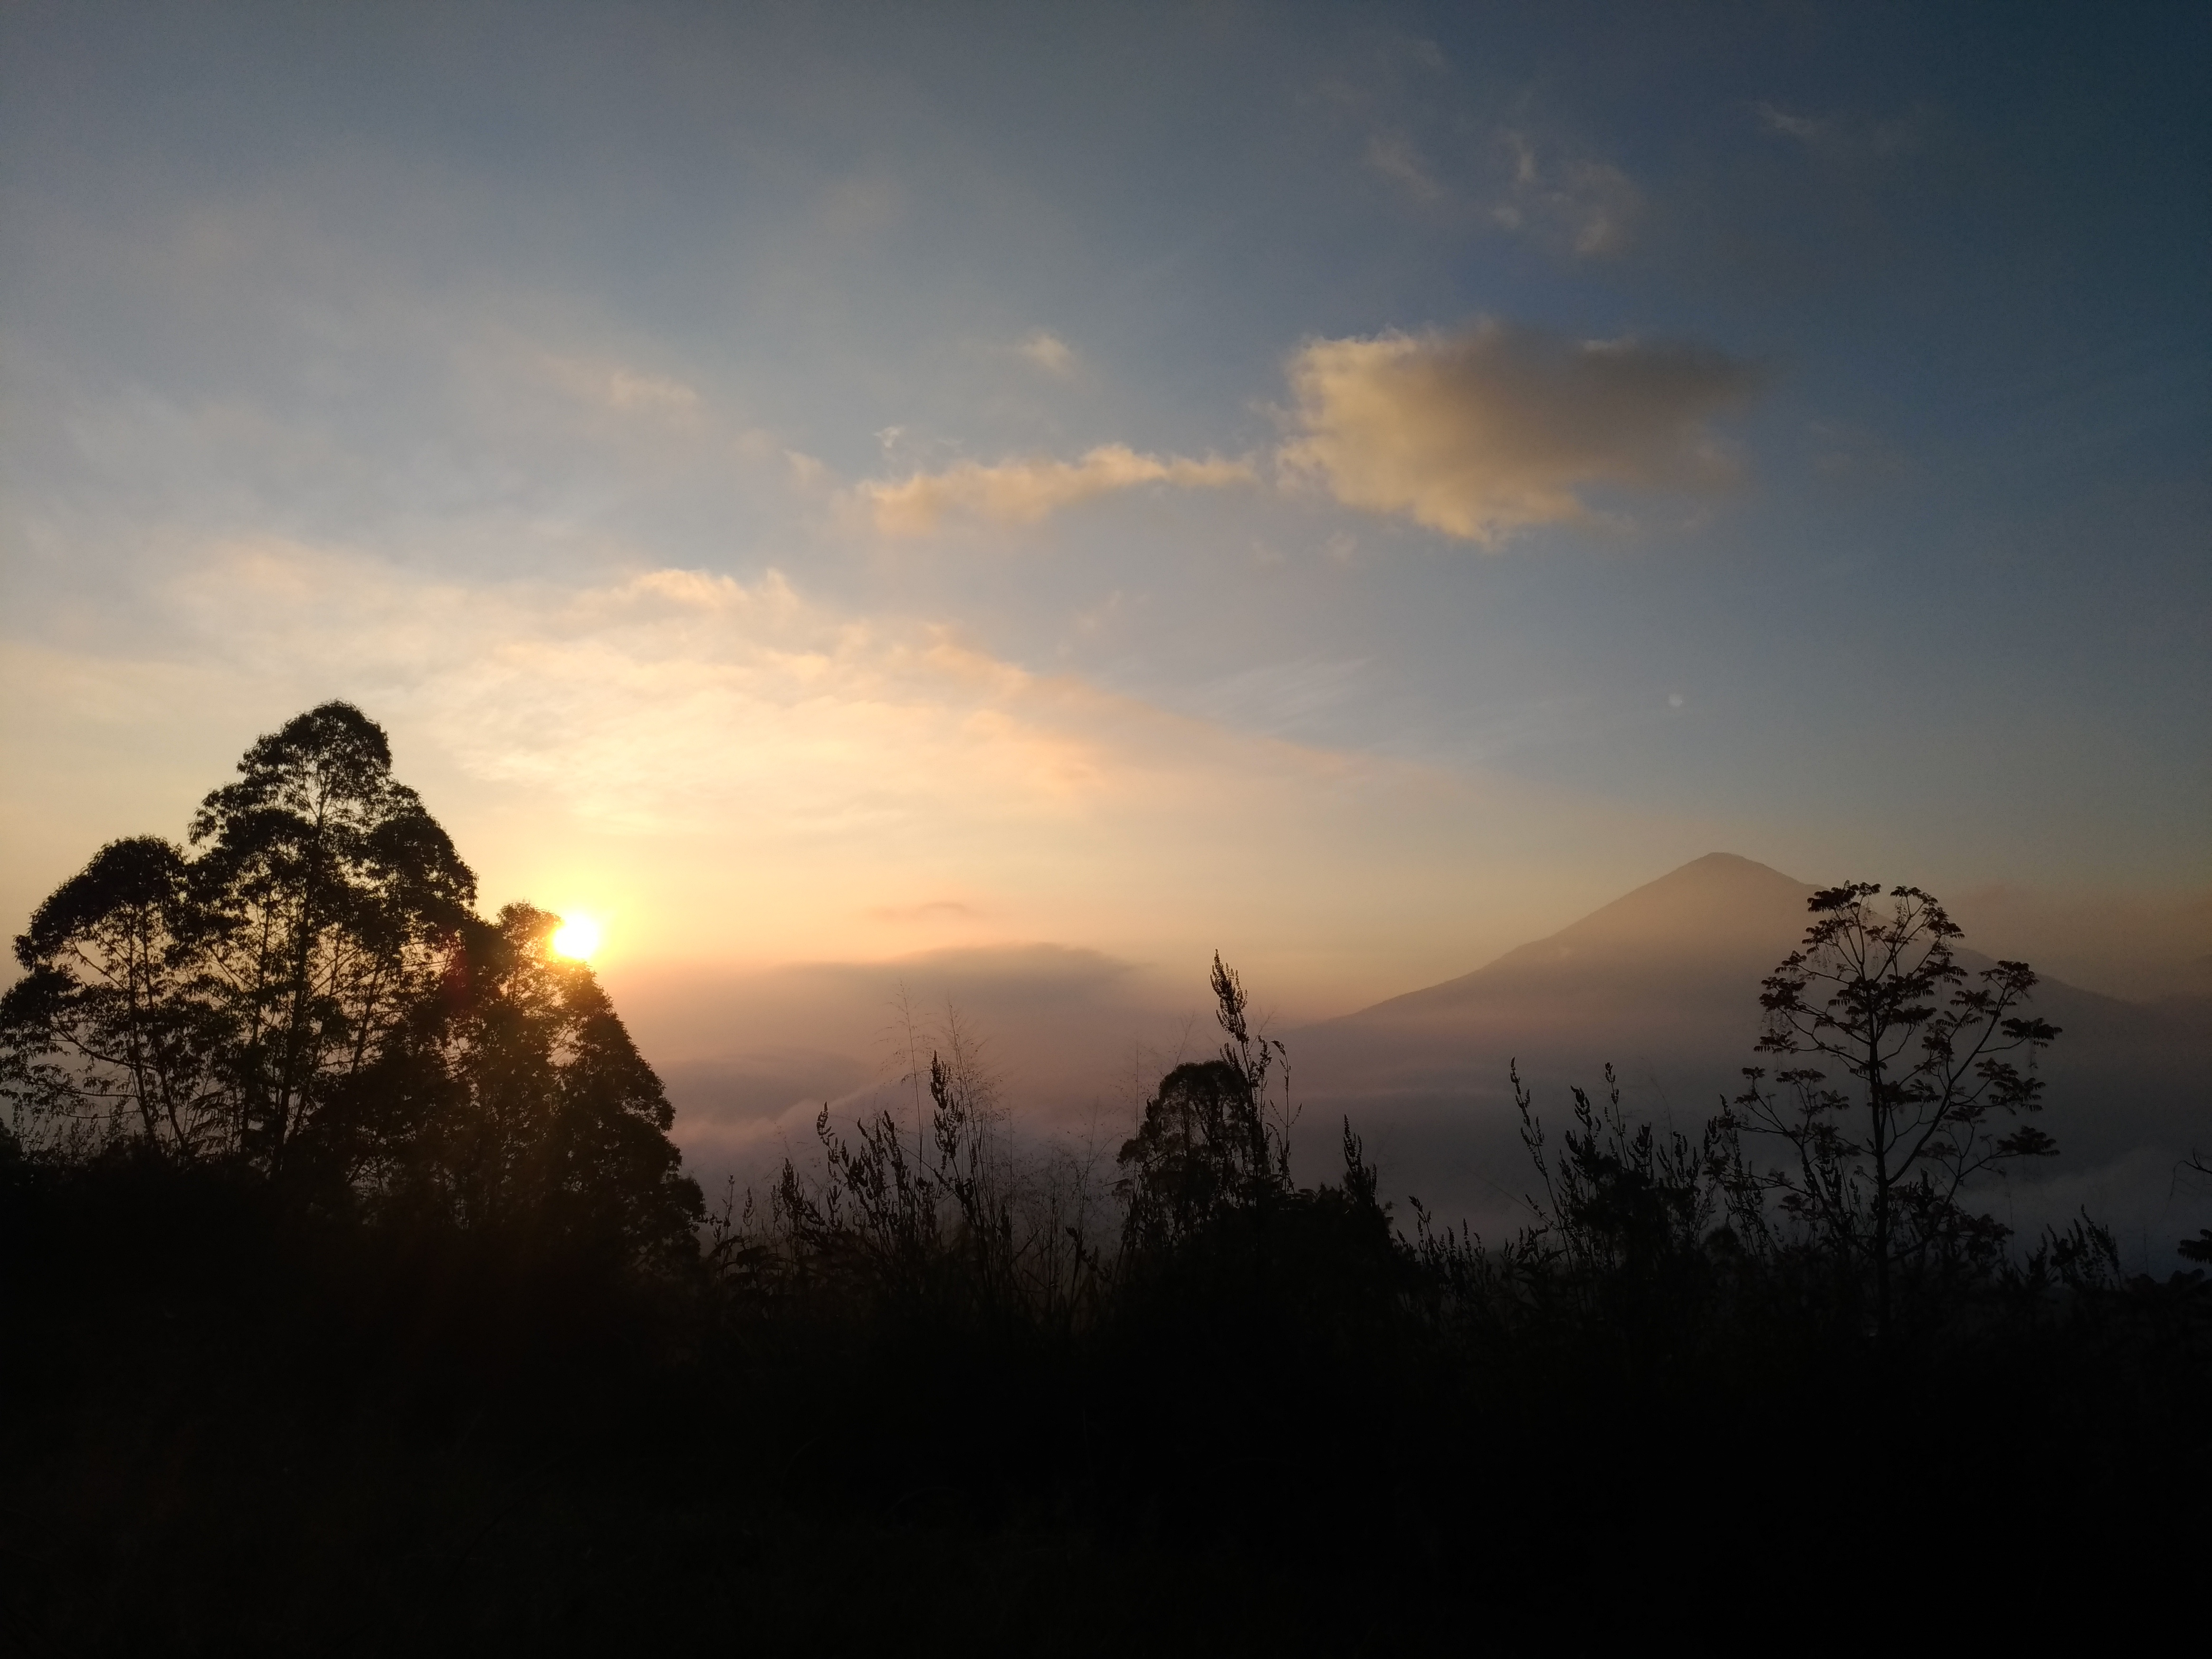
[1727,883,2060,1336]
[186,703,477,1173]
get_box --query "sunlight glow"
[551,914,602,961]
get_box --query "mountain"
[1282,854,2210,1258]
[635,852,2207,1264]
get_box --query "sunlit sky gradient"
[3,2,2206,1021]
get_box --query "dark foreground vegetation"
[4,706,2206,1654]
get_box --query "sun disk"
[551,914,602,960]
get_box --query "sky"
[3,0,2207,1034]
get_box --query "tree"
[1726,883,2060,1336]
[1116,954,1292,1253]
[3,703,477,1174]
[187,702,477,1174]
[380,904,703,1268]
[0,836,220,1157]
[1,705,698,1265]
[2178,1148,2212,1265]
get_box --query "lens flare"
[551,914,602,960]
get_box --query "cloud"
[1278,321,1761,543]
[539,357,705,418]
[1491,132,1642,258]
[1755,103,1827,144]
[1357,116,1639,260]
[1365,133,1447,203]
[4,534,1696,1002]
[1754,101,1928,160]
[1017,330,1077,375]
[862,444,1254,535]
[130,543,1293,843]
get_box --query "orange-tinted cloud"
[3,538,1690,1004]
[863,444,1253,534]
[1278,322,1760,543]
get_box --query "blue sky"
[2,0,2205,1010]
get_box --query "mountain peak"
[1325,854,1816,1026]
[1535,853,1812,954]
[1666,850,1802,881]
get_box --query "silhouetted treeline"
[2,711,2205,1652]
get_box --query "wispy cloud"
[1017,330,1077,375]
[862,444,1254,535]
[1278,322,1761,543]
[1491,131,1642,258]
[1754,100,1929,160]
[113,541,1395,851]
[148,548,1119,835]
[1365,132,1447,203]
[539,356,706,418]
[1362,122,1642,259]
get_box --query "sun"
[551,914,602,961]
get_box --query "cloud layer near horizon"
[1279,322,1761,542]
[2,539,1691,1001]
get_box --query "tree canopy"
[0,703,700,1261]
